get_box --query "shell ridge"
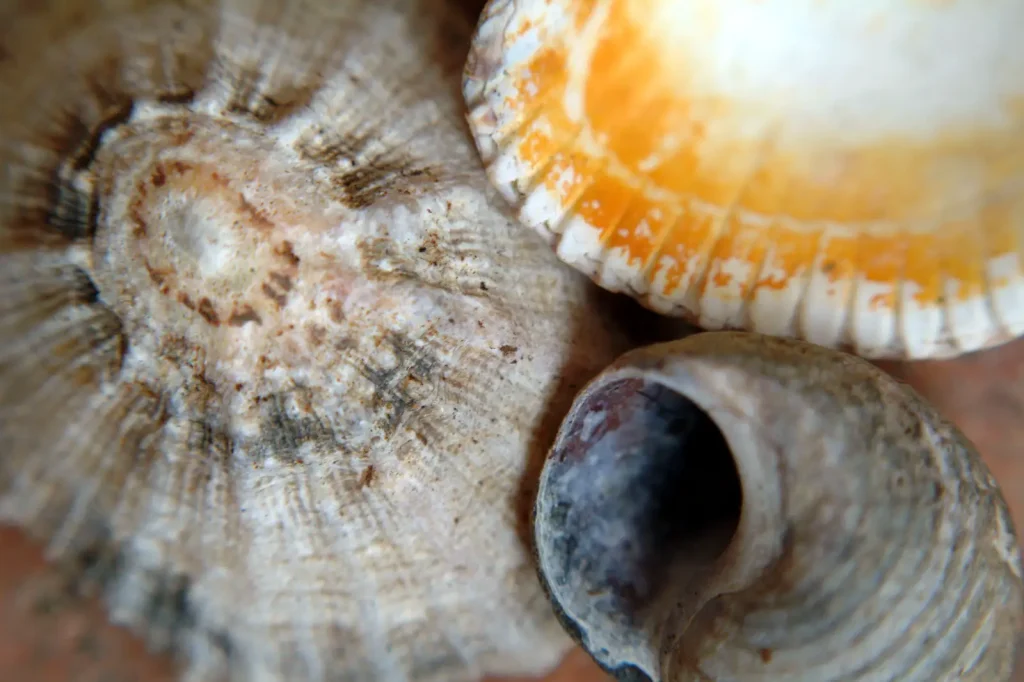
[788,228,828,345]
[1,1,643,680]
[600,193,659,289]
[354,476,486,678]
[632,205,683,302]
[734,232,772,333]
[978,201,1016,342]
[464,0,1024,358]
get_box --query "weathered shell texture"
[0,1,652,680]
[463,0,1024,360]
[534,332,1024,681]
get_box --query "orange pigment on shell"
[495,0,1023,307]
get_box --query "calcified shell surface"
[535,332,1024,681]
[0,1,645,680]
[464,0,1024,360]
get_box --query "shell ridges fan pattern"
[0,1,645,680]
[463,0,1024,359]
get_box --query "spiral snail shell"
[534,331,1024,681]
[0,0,668,679]
[463,0,1024,360]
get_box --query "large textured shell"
[463,0,1024,360]
[534,332,1024,681]
[0,1,652,680]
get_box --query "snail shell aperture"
[0,0,662,680]
[463,0,1024,360]
[534,331,1024,681]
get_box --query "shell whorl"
[534,331,1024,681]
[0,1,651,680]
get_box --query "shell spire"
[464,0,1024,359]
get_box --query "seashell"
[533,331,1024,681]
[463,0,1024,360]
[0,0,659,680]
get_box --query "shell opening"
[532,334,1024,681]
[536,376,742,677]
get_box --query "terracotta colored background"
[2,337,1023,681]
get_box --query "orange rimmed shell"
[463,0,1024,359]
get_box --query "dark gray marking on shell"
[65,100,136,174]
[0,262,102,333]
[221,67,319,125]
[254,391,341,464]
[156,89,198,105]
[2,89,134,246]
[296,130,438,209]
[258,2,471,214]
[45,177,97,241]
[61,264,102,305]
[19,507,235,664]
[185,417,222,463]
[0,293,127,391]
[611,665,655,682]
[61,50,132,141]
[289,623,375,682]
[58,521,127,597]
[137,568,196,650]
[386,619,467,680]
[356,225,495,298]
[336,160,438,210]
[294,129,379,166]
[358,332,440,439]
[541,378,741,625]
[0,370,243,663]
[532,507,655,682]
[43,96,131,241]
[323,636,378,682]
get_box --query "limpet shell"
[0,0,652,680]
[464,0,1024,359]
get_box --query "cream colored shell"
[0,1,650,680]
[534,332,1024,681]
[464,0,1024,360]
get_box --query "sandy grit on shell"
[464,0,1024,360]
[0,1,657,680]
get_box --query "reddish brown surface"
[2,338,1023,682]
